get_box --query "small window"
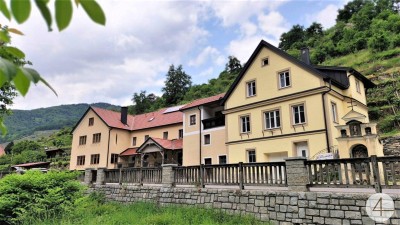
[264,110,280,129]
[163,131,168,140]
[93,133,101,143]
[132,137,137,146]
[279,70,291,88]
[204,158,212,165]
[246,80,256,97]
[79,135,87,145]
[110,154,119,164]
[77,155,85,165]
[179,129,183,139]
[189,115,196,126]
[89,117,94,126]
[204,134,211,145]
[262,57,269,67]
[292,104,306,125]
[365,127,372,135]
[240,115,251,133]
[90,154,100,164]
[144,135,149,140]
[341,129,347,137]
[247,150,256,163]
[219,155,227,165]
[115,134,118,144]
[331,102,338,123]
[356,80,361,93]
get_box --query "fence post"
[239,162,244,190]
[371,155,382,193]
[200,164,205,188]
[96,168,106,185]
[84,168,93,185]
[285,157,309,192]
[140,166,143,186]
[162,164,177,187]
[118,168,122,185]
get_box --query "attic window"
[148,117,154,122]
[261,57,269,67]
[89,117,94,126]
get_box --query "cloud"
[189,46,224,67]
[258,11,290,41]
[305,4,340,29]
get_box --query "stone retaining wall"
[383,136,400,156]
[90,184,400,225]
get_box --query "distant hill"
[1,103,120,143]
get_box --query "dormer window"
[279,70,291,89]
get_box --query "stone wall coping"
[162,164,178,167]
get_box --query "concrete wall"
[90,184,400,225]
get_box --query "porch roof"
[137,137,183,153]
[120,147,139,156]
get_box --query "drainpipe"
[106,128,112,168]
[322,79,332,152]
[198,106,202,165]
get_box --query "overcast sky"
[5,0,350,110]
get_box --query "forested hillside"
[1,103,119,143]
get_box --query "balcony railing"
[202,116,225,130]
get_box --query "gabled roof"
[222,40,375,104]
[180,93,225,111]
[72,106,183,133]
[137,137,183,153]
[120,147,139,156]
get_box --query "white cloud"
[258,11,290,41]
[189,46,224,67]
[305,4,339,29]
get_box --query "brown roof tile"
[120,148,139,156]
[180,93,225,110]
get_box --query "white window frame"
[246,80,256,97]
[247,150,256,163]
[264,110,281,129]
[261,57,269,67]
[189,114,196,126]
[292,104,306,125]
[279,70,291,89]
[240,115,251,133]
[203,134,211,145]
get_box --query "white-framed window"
[204,134,211,145]
[189,114,196,126]
[240,115,251,133]
[356,80,361,93]
[261,57,269,67]
[219,155,227,164]
[279,70,291,88]
[292,104,306,125]
[246,80,256,97]
[264,110,281,129]
[331,102,338,123]
[247,150,256,163]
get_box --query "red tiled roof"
[180,93,225,110]
[150,138,183,150]
[120,148,139,156]
[12,162,50,168]
[91,107,183,131]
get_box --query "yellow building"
[70,106,183,170]
[222,40,383,163]
[180,93,227,166]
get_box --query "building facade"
[222,40,383,163]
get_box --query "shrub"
[0,170,85,224]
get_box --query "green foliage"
[131,91,160,114]
[162,64,192,106]
[24,199,267,225]
[11,140,41,154]
[0,170,85,224]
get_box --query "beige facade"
[223,41,383,163]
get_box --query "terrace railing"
[174,166,201,185]
[103,167,162,184]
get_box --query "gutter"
[106,128,113,168]
[322,79,332,152]
[198,106,202,165]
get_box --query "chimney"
[121,107,128,125]
[300,47,311,65]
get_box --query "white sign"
[316,153,334,160]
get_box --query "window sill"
[264,127,281,131]
[292,123,307,127]
[278,86,291,90]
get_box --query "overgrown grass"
[23,195,269,225]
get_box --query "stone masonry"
[382,136,400,156]
[89,184,400,225]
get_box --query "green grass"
[23,198,269,225]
